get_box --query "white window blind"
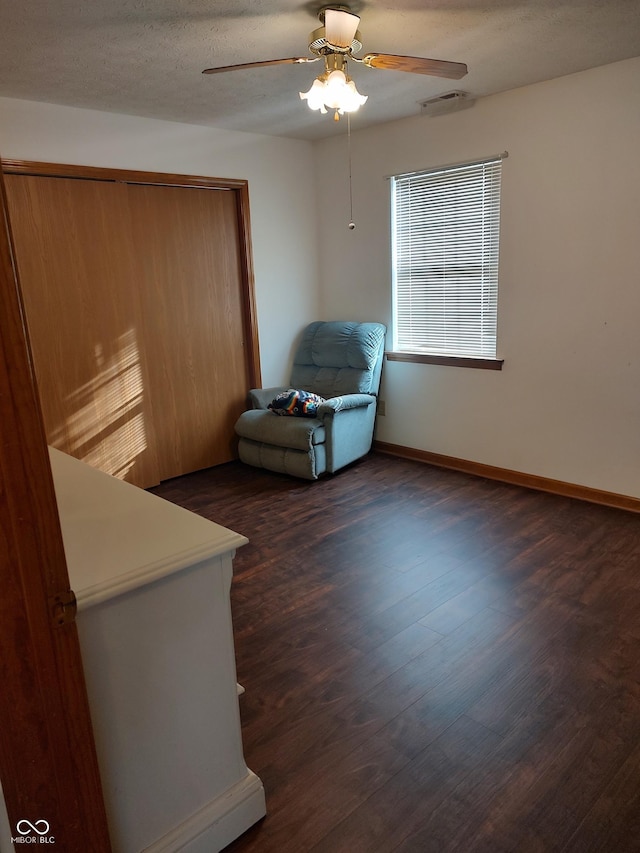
[391,156,503,359]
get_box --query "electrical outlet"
[377,400,386,416]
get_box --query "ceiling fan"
[202,5,468,120]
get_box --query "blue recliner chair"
[234,321,386,480]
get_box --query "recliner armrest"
[317,394,376,416]
[248,386,290,410]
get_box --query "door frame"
[1,159,263,392]
[0,170,112,847]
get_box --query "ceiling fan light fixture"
[299,69,367,119]
[204,5,467,125]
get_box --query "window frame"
[389,154,506,370]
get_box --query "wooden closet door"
[4,175,161,488]
[128,183,251,480]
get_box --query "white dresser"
[49,448,265,852]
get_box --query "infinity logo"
[16,819,50,836]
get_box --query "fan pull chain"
[347,113,355,230]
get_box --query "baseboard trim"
[142,771,266,853]
[374,441,640,514]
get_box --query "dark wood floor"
[150,451,640,853]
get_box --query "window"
[390,155,504,369]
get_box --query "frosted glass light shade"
[299,70,367,116]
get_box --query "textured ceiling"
[1,0,639,141]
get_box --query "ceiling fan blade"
[202,57,317,74]
[324,8,360,49]
[362,53,468,79]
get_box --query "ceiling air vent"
[419,90,475,117]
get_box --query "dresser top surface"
[49,447,247,609]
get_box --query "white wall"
[2,57,639,500]
[314,57,640,499]
[0,98,320,386]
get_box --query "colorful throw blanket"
[268,389,325,418]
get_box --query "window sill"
[386,352,504,370]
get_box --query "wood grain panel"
[0,169,111,850]
[128,183,250,479]
[1,158,261,392]
[4,175,161,488]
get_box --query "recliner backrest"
[290,321,386,399]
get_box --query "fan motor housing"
[309,25,363,55]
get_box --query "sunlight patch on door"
[49,330,147,480]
